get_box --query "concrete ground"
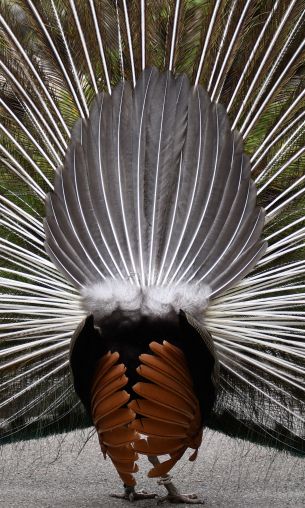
[0,428,304,508]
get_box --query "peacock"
[1,0,305,504]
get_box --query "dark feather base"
[69,310,218,426]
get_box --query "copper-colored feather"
[132,341,203,478]
[148,341,193,385]
[102,428,140,447]
[132,382,194,417]
[136,364,197,406]
[91,352,120,393]
[134,437,186,456]
[107,447,139,463]
[91,351,138,487]
[93,374,129,403]
[148,457,177,478]
[129,418,187,438]
[128,399,190,427]
[96,408,135,433]
[91,342,203,486]
[92,390,130,421]
[138,352,193,387]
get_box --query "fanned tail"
[1,1,305,453]
[45,69,266,305]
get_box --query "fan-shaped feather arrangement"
[1,0,305,500]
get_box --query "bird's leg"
[148,456,204,505]
[110,484,156,502]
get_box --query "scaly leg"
[148,456,204,505]
[110,484,156,502]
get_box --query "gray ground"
[1,428,304,508]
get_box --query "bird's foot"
[157,493,204,504]
[110,486,156,502]
[155,475,204,504]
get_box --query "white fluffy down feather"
[81,281,211,321]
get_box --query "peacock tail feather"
[1,0,305,454]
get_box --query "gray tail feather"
[44,68,266,303]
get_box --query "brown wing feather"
[128,399,190,427]
[91,351,137,487]
[132,341,203,478]
[91,342,204,486]
[136,364,197,405]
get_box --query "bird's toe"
[110,487,156,502]
[157,493,204,504]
